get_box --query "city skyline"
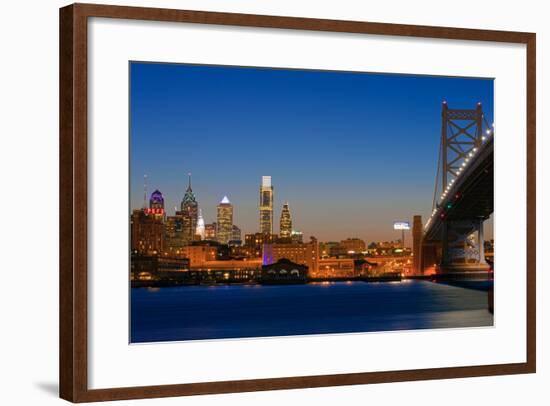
[130,62,494,242]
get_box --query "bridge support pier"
[420,242,440,275]
[440,217,490,276]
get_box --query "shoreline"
[131,274,493,291]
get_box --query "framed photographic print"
[59,3,536,402]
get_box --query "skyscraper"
[145,189,165,221]
[279,201,292,239]
[179,173,198,243]
[204,223,217,241]
[196,209,205,240]
[165,214,185,254]
[259,176,273,234]
[231,225,242,242]
[216,196,233,244]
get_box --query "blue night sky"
[130,62,493,244]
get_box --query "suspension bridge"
[413,102,494,278]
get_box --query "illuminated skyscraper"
[145,189,165,221]
[279,202,292,239]
[165,215,185,255]
[216,196,233,244]
[179,173,198,243]
[231,225,242,242]
[259,176,273,234]
[204,223,217,241]
[196,209,205,240]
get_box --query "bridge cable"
[432,126,443,212]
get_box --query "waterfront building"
[316,258,356,278]
[131,254,190,280]
[179,174,199,244]
[204,222,217,241]
[244,232,277,257]
[319,241,343,257]
[259,176,274,234]
[369,240,410,256]
[261,258,308,283]
[189,258,263,271]
[340,238,366,254]
[279,202,292,239]
[181,242,218,267]
[231,245,257,258]
[196,209,206,240]
[216,195,233,244]
[130,208,164,255]
[262,237,319,274]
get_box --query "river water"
[130,280,493,343]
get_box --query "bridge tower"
[429,102,493,276]
[440,102,484,193]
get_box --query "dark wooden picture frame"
[60,3,536,402]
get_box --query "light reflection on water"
[131,280,493,343]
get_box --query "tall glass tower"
[259,176,273,234]
[279,202,292,239]
[216,196,233,244]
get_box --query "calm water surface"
[130,280,493,343]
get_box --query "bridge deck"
[424,137,493,241]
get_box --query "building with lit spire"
[259,176,273,234]
[145,189,165,221]
[279,202,292,239]
[196,209,206,240]
[178,173,199,243]
[216,196,233,244]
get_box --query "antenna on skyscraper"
[143,174,148,209]
[188,172,192,190]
